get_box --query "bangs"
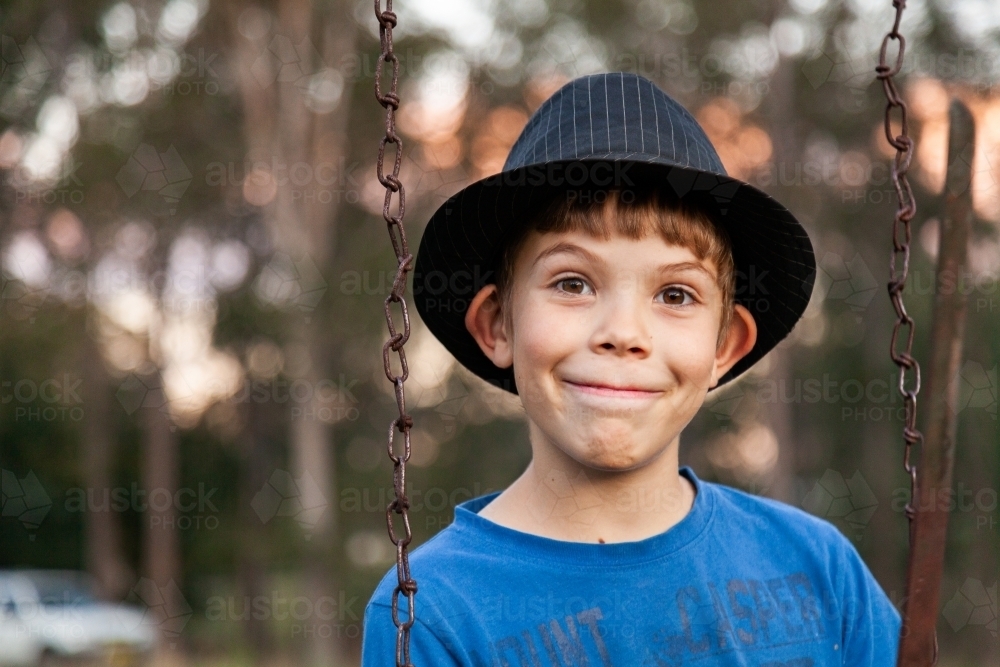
[539,189,728,267]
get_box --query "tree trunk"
[141,392,185,665]
[764,350,796,503]
[237,398,279,664]
[82,335,133,600]
[224,1,360,664]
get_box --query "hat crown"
[504,72,728,177]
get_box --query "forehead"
[515,227,718,275]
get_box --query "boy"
[361,72,901,666]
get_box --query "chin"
[573,427,650,471]
[583,454,644,472]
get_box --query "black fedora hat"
[413,72,815,394]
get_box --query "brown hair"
[494,188,737,347]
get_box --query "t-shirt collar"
[451,466,714,566]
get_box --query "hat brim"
[413,158,816,395]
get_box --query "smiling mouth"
[563,379,662,399]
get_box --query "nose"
[589,286,652,359]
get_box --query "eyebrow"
[534,242,716,279]
[534,242,602,266]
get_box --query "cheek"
[510,297,581,369]
[659,322,720,378]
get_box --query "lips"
[562,379,662,399]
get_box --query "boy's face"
[466,226,757,472]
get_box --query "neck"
[478,427,696,544]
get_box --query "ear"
[709,304,757,388]
[464,284,514,369]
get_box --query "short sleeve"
[837,537,902,665]
[361,602,464,667]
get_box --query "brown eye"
[556,278,592,295]
[659,287,693,306]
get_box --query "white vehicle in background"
[0,570,155,666]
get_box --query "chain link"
[875,1,937,664]
[374,2,418,665]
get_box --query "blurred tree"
[0,1,997,665]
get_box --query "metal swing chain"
[374,2,418,666]
[875,1,937,663]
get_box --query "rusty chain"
[374,1,418,666]
[875,1,937,664]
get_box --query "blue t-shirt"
[362,467,901,666]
